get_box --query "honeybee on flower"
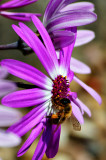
[1,16,101,159]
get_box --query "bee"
[47,98,81,131]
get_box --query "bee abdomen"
[64,106,71,112]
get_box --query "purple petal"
[0,129,21,147]
[2,88,51,108]
[70,57,91,74]
[0,80,17,97]
[32,123,52,160]
[18,21,58,79]
[12,23,57,79]
[59,28,77,76]
[47,11,97,33]
[46,125,61,158]
[68,92,77,99]
[0,0,38,10]
[12,25,32,47]
[0,66,8,79]
[73,76,102,105]
[43,0,63,25]
[50,30,75,50]
[61,0,79,7]
[67,70,74,82]
[76,99,91,117]
[75,30,95,47]
[0,105,22,127]
[1,59,52,90]
[69,96,84,114]
[8,102,48,136]
[11,102,46,124]
[61,2,95,12]
[17,123,43,157]
[71,102,84,124]
[0,11,41,22]
[43,0,77,25]
[32,15,59,73]
[0,0,21,9]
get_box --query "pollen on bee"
[51,114,58,119]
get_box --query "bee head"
[60,98,70,105]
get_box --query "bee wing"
[71,114,81,131]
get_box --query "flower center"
[51,75,70,101]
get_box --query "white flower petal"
[70,57,91,74]
[0,105,22,127]
[0,129,21,147]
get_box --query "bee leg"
[46,115,51,118]
[58,113,65,124]
[53,114,65,133]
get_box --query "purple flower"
[0,66,17,97]
[0,16,101,159]
[43,0,97,49]
[0,0,41,21]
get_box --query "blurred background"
[0,0,106,160]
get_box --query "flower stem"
[0,38,33,56]
[0,42,18,49]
